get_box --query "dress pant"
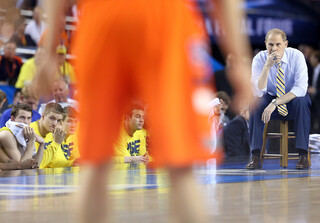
[249,93,311,153]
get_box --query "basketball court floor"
[1,155,320,223]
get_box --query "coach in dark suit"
[223,108,250,157]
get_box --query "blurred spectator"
[24,6,46,46]
[298,44,314,86]
[215,91,232,125]
[0,21,14,45]
[38,78,78,114]
[56,45,76,84]
[0,85,40,127]
[10,89,22,107]
[0,7,20,45]
[9,17,28,47]
[223,106,250,157]
[308,50,320,133]
[0,41,23,85]
[15,46,45,89]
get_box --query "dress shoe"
[296,156,309,169]
[246,155,261,170]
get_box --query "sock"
[298,149,308,157]
[252,149,260,157]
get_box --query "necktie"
[276,62,288,116]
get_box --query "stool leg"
[308,148,311,166]
[280,121,288,168]
[260,123,268,168]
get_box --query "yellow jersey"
[113,125,148,163]
[30,121,73,168]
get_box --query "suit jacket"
[223,115,250,157]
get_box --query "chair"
[260,120,310,168]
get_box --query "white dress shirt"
[251,47,308,98]
[24,20,46,44]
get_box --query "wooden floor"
[1,155,320,223]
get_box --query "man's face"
[265,33,288,59]
[42,112,63,133]
[213,104,222,116]
[12,110,32,125]
[128,109,144,132]
[52,81,68,103]
[4,42,16,59]
[63,116,78,135]
[21,97,38,111]
[310,55,319,68]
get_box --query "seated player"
[30,102,73,168]
[0,104,44,169]
[60,106,80,166]
[114,103,149,163]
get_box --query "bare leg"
[77,162,113,223]
[168,167,209,223]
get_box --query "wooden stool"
[260,120,311,168]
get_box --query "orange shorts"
[73,0,215,167]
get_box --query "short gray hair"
[265,28,287,42]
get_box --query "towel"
[5,119,28,147]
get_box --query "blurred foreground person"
[34,0,252,222]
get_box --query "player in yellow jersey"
[61,106,80,165]
[114,103,149,163]
[0,103,44,169]
[30,102,72,168]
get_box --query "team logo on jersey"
[127,140,141,156]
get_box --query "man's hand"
[21,159,38,169]
[10,159,38,169]
[266,51,281,67]
[261,103,276,123]
[23,127,36,142]
[131,153,149,163]
[53,125,67,145]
